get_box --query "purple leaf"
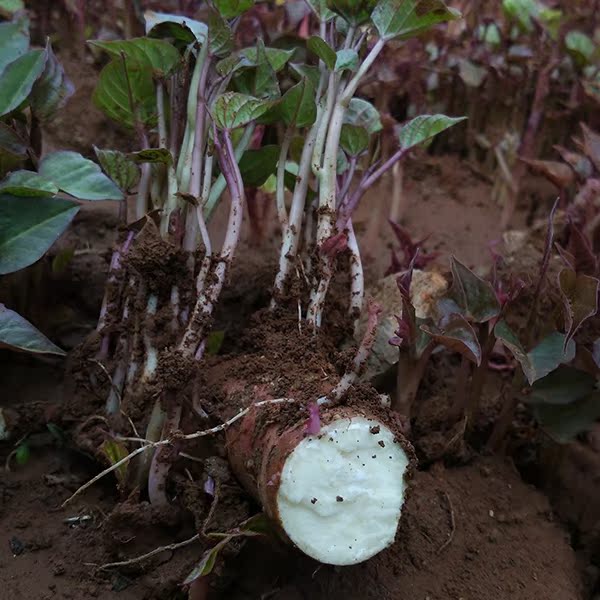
[386,220,438,275]
[421,313,482,365]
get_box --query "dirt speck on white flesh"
[277,416,409,565]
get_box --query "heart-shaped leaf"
[93,58,157,128]
[0,49,46,117]
[305,0,336,21]
[372,0,461,41]
[340,124,369,156]
[307,36,336,70]
[0,304,65,356]
[495,323,575,385]
[289,63,321,89]
[94,147,140,192]
[217,46,295,76]
[327,0,377,25]
[281,78,317,128]
[399,114,466,151]
[0,195,79,274]
[89,37,181,78]
[0,15,29,74]
[421,313,482,364]
[0,170,58,197]
[565,31,596,67]
[128,148,173,165]
[39,151,124,201]
[30,41,74,122]
[212,92,270,130]
[233,40,280,100]
[207,10,234,58]
[528,366,596,405]
[343,98,382,134]
[144,10,207,44]
[447,256,500,323]
[558,268,600,350]
[239,145,280,187]
[335,48,358,72]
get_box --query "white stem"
[276,128,293,229]
[347,220,364,319]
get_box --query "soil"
[2,3,600,600]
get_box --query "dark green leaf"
[239,145,279,187]
[565,31,595,67]
[343,98,382,134]
[372,0,461,41]
[233,40,280,100]
[0,170,58,197]
[532,391,600,443]
[0,15,29,74]
[281,78,317,128]
[217,47,295,76]
[421,314,481,364]
[399,114,466,151]
[447,256,500,323]
[334,48,358,72]
[558,268,599,350]
[214,0,254,18]
[212,92,271,130]
[88,37,181,78]
[93,58,157,128]
[0,195,79,274]
[94,146,140,192]
[307,36,336,70]
[205,330,225,355]
[39,151,123,201]
[0,303,66,355]
[528,366,596,405]
[0,49,46,117]
[208,10,234,58]
[305,0,336,21]
[502,0,540,32]
[0,122,27,158]
[326,0,377,25]
[289,63,321,89]
[51,247,74,274]
[128,148,173,166]
[30,41,74,122]
[495,323,575,385]
[15,443,30,465]
[144,10,207,44]
[340,124,369,156]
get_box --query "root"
[437,491,456,554]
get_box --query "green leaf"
[208,10,234,58]
[0,195,79,274]
[15,442,30,465]
[30,41,74,122]
[340,124,369,156]
[398,114,466,151]
[239,145,279,187]
[183,537,232,585]
[144,10,207,44]
[281,78,317,128]
[100,439,130,485]
[335,48,358,72]
[93,58,156,128]
[51,247,74,274]
[205,330,225,355]
[495,323,575,385]
[94,147,140,192]
[372,0,461,41]
[558,268,599,350]
[212,92,270,130]
[532,391,600,443]
[0,49,46,117]
[289,63,321,89]
[343,98,382,134]
[39,151,123,201]
[565,31,596,67]
[128,148,173,166]
[0,170,58,197]
[0,303,66,355]
[0,0,25,19]
[307,36,336,70]
[233,40,280,100]
[421,314,481,364]
[528,366,596,405]
[214,0,254,19]
[0,122,27,158]
[217,47,295,76]
[446,256,500,323]
[88,37,181,78]
[0,15,29,74]
[326,0,377,25]
[502,0,540,32]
